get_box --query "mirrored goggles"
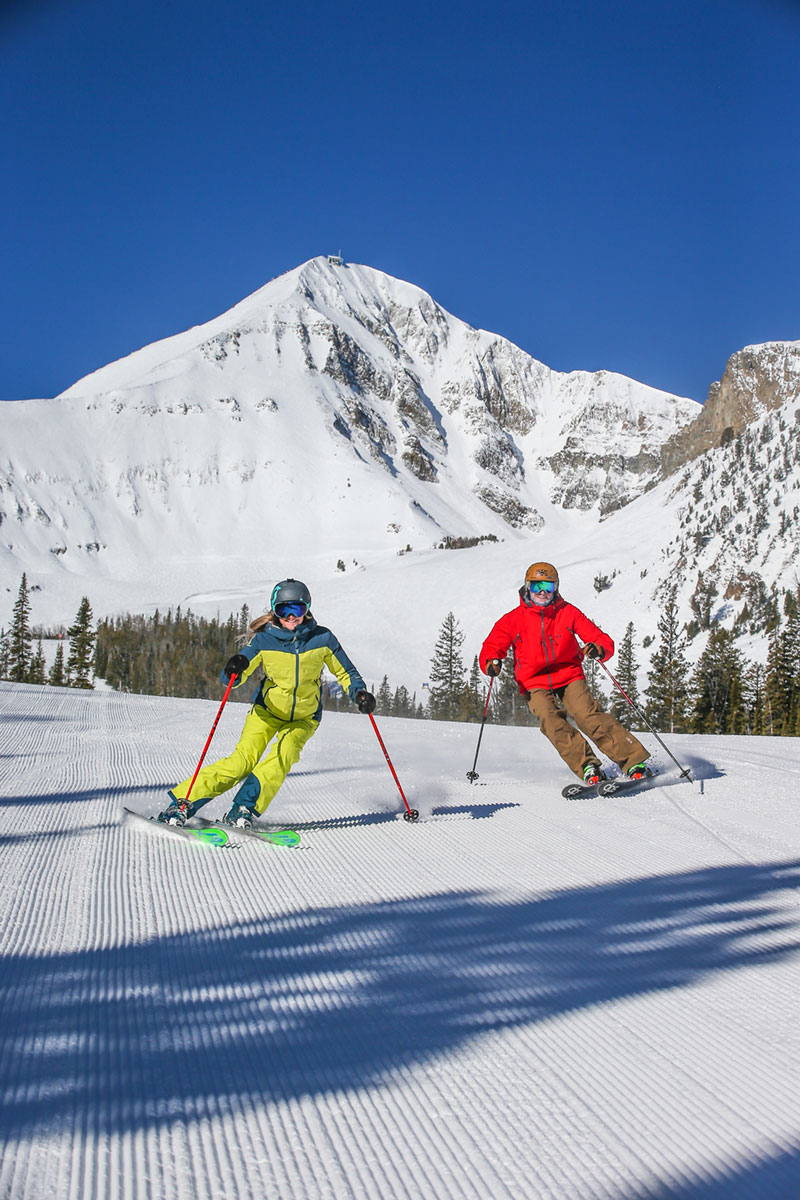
[528,580,556,594]
[275,602,308,619]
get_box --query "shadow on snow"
[2,857,799,1193]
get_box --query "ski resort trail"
[1,681,800,1199]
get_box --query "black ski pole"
[466,676,495,783]
[596,658,692,783]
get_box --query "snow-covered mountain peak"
[0,256,720,676]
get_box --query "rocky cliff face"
[661,340,800,477]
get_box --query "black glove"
[356,690,376,714]
[582,642,606,661]
[486,659,503,677]
[223,653,249,680]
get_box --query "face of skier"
[275,602,307,628]
[527,580,557,608]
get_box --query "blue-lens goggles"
[275,602,307,618]
[528,580,556,594]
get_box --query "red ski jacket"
[479,593,614,693]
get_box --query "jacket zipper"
[539,610,557,690]
[289,637,300,720]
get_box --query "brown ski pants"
[527,677,649,780]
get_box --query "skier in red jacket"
[479,562,651,785]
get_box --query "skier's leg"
[561,679,649,773]
[169,705,279,803]
[232,716,319,816]
[527,687,596,779]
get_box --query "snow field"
[1,682,800,1198]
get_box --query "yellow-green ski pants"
[172,704,318,814]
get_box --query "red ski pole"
[180,673,238,815]
[368,713,419,822]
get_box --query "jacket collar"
[518,590,563,616]
[268,614,317,642]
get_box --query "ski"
[194,816,301,848]
[123,806,236,848]
[597,773,657,798]
[561,781,599,799]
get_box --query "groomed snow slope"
[1,681,800,1199]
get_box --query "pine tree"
[66,597,97,689]
[463,656,483,722]
[764,609,800,735]
[9,574,33,682]
[428,612,467,721]
[645,591,690,732]
[49,642,67,687]
[690,627,746,734]
[28,639,46,685]
[0,627,10,679]
[377,674,393,715]
[609,622,638,723]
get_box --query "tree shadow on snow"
[2,857,800,1199]
[628,1142,800,1199]
[0,784,159,811]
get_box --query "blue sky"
[2,0,798,403]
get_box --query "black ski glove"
[582,642,606,661]
[356,690,376,714]
[223,653,249,681]
[485,659,503,677]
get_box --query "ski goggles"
[527,580,556,594]
[275,602,308,619]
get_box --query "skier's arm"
[323,637,367,703]
[479,612,516,674]
[571,610,614,661]
[219,643,262,688]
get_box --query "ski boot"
[157,793,194,826]
[157,791,210,826]
[582,762,607,787]
[223,801,257,829]
[627,763,652,782]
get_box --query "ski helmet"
[270,578,312,613]
[525,562,559,588]
[523,562,559,607]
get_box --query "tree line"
[420,587,800,735]
[0,575,95,688]
[3,571,800,736]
